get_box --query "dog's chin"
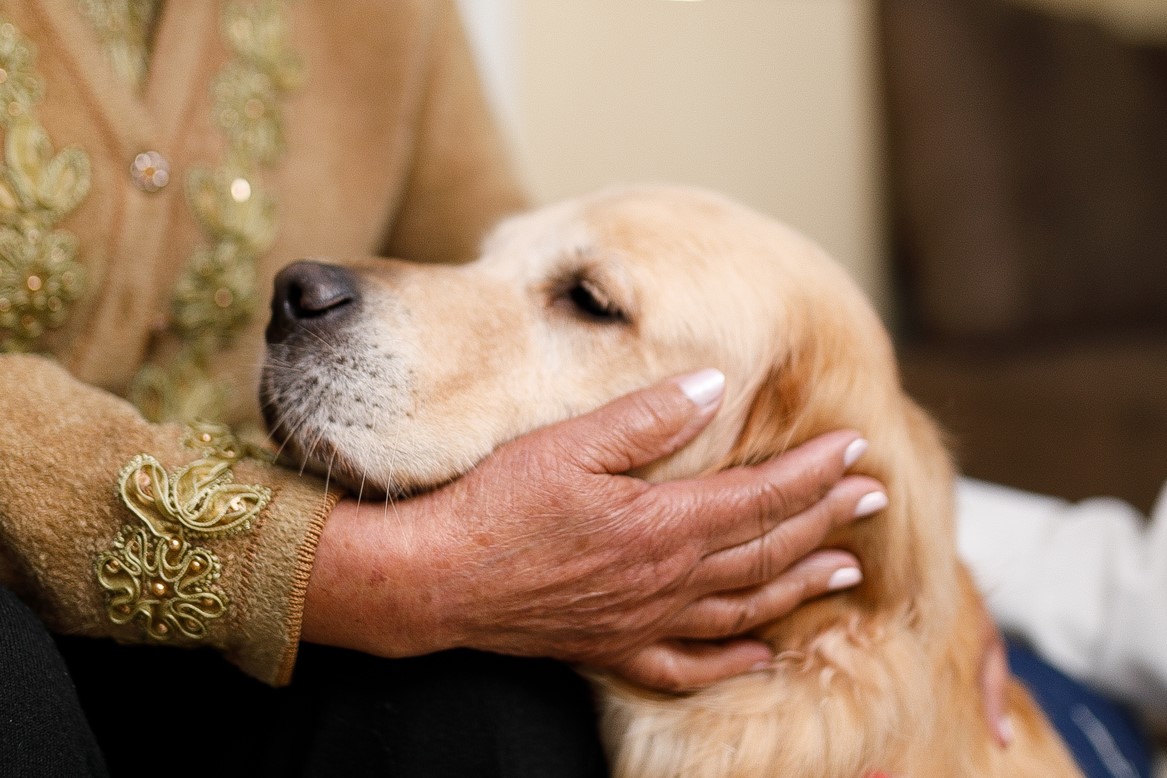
[337,459,459,501]
[277,437,410,498]
[265,417,465,501]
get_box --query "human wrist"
[301,496,455,659]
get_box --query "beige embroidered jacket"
[0,0,526,685]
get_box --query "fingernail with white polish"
[854,490,889,517]
[677,368,726,409]
[843,438,869,468]
[828,567,863,591]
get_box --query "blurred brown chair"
[880,0,1167,512]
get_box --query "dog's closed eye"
[556,276,629,325]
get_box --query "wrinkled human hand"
[303,369,887,692]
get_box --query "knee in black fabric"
[57,639,607,778]
[0,586,107,778]
[271,647,611,778]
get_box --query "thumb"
[537,369,726,475]
[613,637,773,692]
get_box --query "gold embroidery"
[97,432,273,642]
[130,0,302,423]
[183,419,275,463]
[217,0,304,166]
[98,524,225,640]
[76,0,164,93]
[119,453,269,537]
[0,19,91,353]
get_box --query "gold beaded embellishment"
[131,0,302,423]
[0,19,92,353]
[97,423,272,642]
[75,0,164,93]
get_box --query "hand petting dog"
[301,372,882,692]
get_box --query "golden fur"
[262,185,1082,777]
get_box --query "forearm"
[0,354,340,684]
[300,497,456,659]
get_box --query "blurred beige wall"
[456,0,890,317]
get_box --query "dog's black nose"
[267,260,359,344]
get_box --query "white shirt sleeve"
[957,477,1167,718]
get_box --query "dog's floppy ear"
[717,360,803,470]
[715,294,960,616]
[714,295,879,470]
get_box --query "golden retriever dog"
[260,186,1081,777]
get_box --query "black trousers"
[0,587,107,778]
[1,586,607,778]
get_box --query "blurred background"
[454,0,1167,514]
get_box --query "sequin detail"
[131,0,302,423]
[97,425,273,642]
[183,418,275,463]
[0,20,91,352]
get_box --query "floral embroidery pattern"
[130,0,302,423]
[183,419,274,463]
[97,426,273,642]
[98,525,226,641]
[0,19,91,352]
[75,0,164,93]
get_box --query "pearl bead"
[130,151,171,192]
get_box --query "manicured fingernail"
[854,490,888,517]
[750,659,774,672]
[677,368,725,409]
[843,438,868,468]
[998,714,1015,747]
[827,567,863,591]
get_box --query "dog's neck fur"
[601,355,986,776]
[608,283,976,775]
[719,277,963,647]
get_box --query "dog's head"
[262,185,955,607]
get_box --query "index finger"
[653,430,867,552]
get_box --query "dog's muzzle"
[266,260,360,344]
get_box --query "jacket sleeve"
[381,0,531,265]
[957,476,1167,718]
[0,354,341,685]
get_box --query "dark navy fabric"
[1008,641,1153,778]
